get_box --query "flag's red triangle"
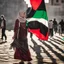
[28,28,48,40]
[30,0,42,10]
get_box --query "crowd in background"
[29,18,64,39]
[48,18,64,37]
[0,14,64,40]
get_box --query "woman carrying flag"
[12,11,32,64]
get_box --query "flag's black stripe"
[28,21,48,36]
[26,7,32,15]
[26,7,35,18]
[28,21,40,29]
[37,0,46,11]
[40,22,48,36]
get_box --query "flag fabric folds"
[26,0,48,40]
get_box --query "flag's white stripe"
[24,0,49,7]
[24,0,31,7]
[27,18,48,27]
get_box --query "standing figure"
[26,7,33,39]
[13,11,32,64]
[48,20,53,37]
[0,15,7,41]
[59,19,64,34]
[30,32,33,38]
[53,18,57,34]
[58,24,62,35]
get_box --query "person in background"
[58,23,62,35]
[26,7,33,39]
[59,19,64,34]
[48,20,53,37]
[12,11,32,64]
[53,18,57,34]
[0,15,7,41]
[30,32,33,39]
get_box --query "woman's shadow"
[30,38,44,64]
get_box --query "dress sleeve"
[14,19,19,38]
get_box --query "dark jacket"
[1,19,6,29]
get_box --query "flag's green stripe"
[33,10,48,20]
[26,20,28,27]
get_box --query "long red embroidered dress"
[14,19,32,61]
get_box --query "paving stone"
[0,30,64,64]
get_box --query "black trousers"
[49,29,53,37]
[30,32,33,38]
[1,28,7,40]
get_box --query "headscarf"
[17,10,26,23]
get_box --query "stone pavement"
[0,30,64,64]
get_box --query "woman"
[13,11,32,64]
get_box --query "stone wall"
[46,0,64,23]
[0,0,64,30]
[0,0,27,30]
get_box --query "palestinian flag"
[26,0,48,40]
